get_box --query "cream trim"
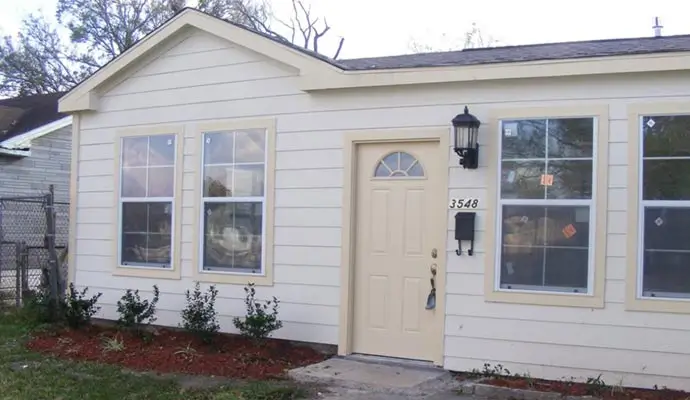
[0,116,73,149]
[67,114,80,287]
[58,8,341,113]
[626,102,690,314]
[112,125,184,280]
[190,117,276,286]
[339,127,449,366]
[484,105,609,308]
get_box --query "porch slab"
[287,357,453,396]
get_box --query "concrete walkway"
[288,357,482,400]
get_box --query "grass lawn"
[0,312,309,400]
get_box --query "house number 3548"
[449,198,479,209]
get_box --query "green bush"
[232,283,283,341]
[116,285,160,332]
[64,283,102,329]
[180,282,219,343]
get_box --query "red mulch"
[481,376,689,400]
[26,325,329,379]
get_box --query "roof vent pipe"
[653,17,663,37]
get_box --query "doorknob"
[430,263,437,276]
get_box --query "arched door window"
[374,151,425,178]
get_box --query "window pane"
[500,205,590,292]
[500,161,545,199]
[643,159,690,200]
[500,246,545,289]
[546,160,592,199]
[120,202,172,267]
[204,132,234,165]
[547,118,594,158]
[502,205,547,247]
[643,251,690,297]
[544,248,588,291]
[121,167,146,197]
[543,205,590,248]
[149,135,175,166]
[233,165,264,197]
[501,119,546,159]
[122,137,148,167]
[235,130,265,163]
[644,207,690,252]
[121,202,148,232]
[643,115,690,157]
[203,166,232,197]
[147,167,174,197]
[203,202,263,273]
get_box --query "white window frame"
[494,117,598,295]
[198,129,269,276]
[116,134,177,270]
[636,114,690,300]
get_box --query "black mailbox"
[454,212,476,256]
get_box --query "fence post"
[20,242,29,305]
[14,242,21,308]
[44,185,60,316]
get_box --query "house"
[58,7,690,391]
[0,92,72,201]
[0,92,72,293]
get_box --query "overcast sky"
[0,0,689,59]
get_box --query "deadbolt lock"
[431,248,438,259]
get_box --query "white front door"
[352,141,443,361]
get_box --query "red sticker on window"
[562,224,577,239]
[540,174,554,186]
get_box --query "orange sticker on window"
[540,174,554,186]
[562,224,577,239]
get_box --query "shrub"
[64,283,102,329]
[20,289,58,325]
[180,282,219,343]
[116,285,160,332]
[232,283,283,341]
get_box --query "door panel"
[352,141,442,361]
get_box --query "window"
[639,114,690,299]
[200,129,266,274]
[497,117,596,293]
[374,151,425,177]
[118,134,176,268]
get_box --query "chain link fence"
[0,185,68,307]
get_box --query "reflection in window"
[374,151,425,178]
[201,129,266,274]
[498,117,595,293]
[640,115,690,298]
[119,134,176,268]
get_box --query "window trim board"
[112,124,184,280]
[191,117,276,286]
[626,102,690,313]
[484,105,609,308]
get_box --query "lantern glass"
[454,125,467,149]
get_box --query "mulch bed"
[480,376,689,400]
[26,325,329,380]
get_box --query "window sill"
[192,269,273,286]
[626,295,690,314]
[113,265,181,280]
[485,289,604,308]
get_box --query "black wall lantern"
[452,106,481,169]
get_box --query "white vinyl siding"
[72,27,690,390]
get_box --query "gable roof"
[59,7,690,112]
[337,34,690,70]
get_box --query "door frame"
[338,127,450,366]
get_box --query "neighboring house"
[58,7,690,391]
[0,92,72,202]
[0,93,72,290]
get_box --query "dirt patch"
[26,325,329,380]
[480,376,689,400]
